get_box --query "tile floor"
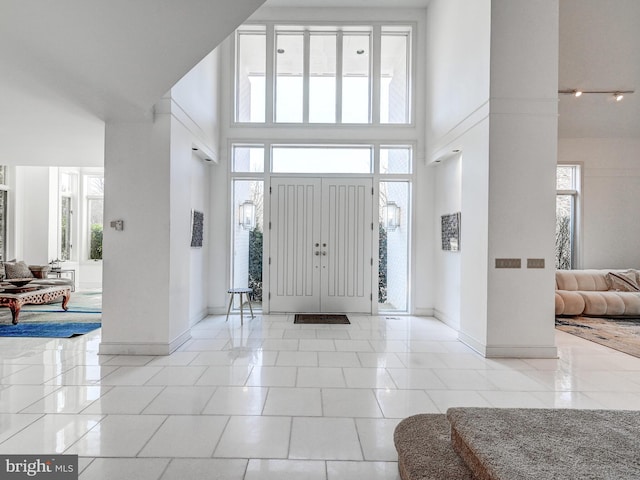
[1,313,639,479]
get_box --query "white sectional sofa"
[555,269,640,317]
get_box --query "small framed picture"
[190,210,204,248]
[441,212,461,251]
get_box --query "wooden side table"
[225,288,255,325]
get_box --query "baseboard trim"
[458,331,487,356]
[413,307,435,317]
[433,308,459,330]
[190,308,209,327]
[484,345,558,359]
[208,306,227,316]
[99,330,191,356]
[457,332,558,358]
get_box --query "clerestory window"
[235,23,413,125]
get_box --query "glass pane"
[342,33,371,123]
[272,147,372,173]
[0,166,6,185]
[233,146,265,173]
[556,194,574,269]
[381,30,410,124]
[380,147,411,174]
[89,198,103,260]
[276,32,304,123]
[233,180,264,309]
[309,34,336,123]
[237,30,266,122]
[87,176,104,196]
[60,173,71,194]
[379,181,409,311]
[557,165,576,190]
[60,196,72,261]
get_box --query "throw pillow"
[607,270,640,292]
[3,261,34,279]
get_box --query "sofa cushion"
[556,291,585,316]
[607,271,640,292]
[4,261,34,279]
[556,270,609,292]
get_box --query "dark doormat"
[294,314,350,324]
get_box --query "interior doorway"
[269,177,373,313]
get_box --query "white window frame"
[234,22,415,126]
[83,174,104,262]
[556,164,581,269]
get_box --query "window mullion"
[336,31,343,124]
[303,30,310,123]
[372,25,381,124]
[265,24,275,125]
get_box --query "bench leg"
[10,305,21,325]
[239,293,244,325]
[225,293,234,322]
[247,295,255,319]
[62,292,70,311]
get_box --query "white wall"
[13,167,53,263]
[101,45,220,354]
[427,0,491,337]
[433,153,462,328]
[428,0,559,357]
[171,48,221,161]
[101,119,173,354]
[558,138,640,269]
[426,0,491,159]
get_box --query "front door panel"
[270,177,373,313]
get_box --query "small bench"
[225,287,255,325]
[0,285,71,324]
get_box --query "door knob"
[315,251,320,256]
[322,243,327,247]
[315,243,320,247]
[322,251,327,256]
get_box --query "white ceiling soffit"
[558,0,640,138]
[0,0,266,121]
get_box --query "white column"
[460,0,559,358]
[99,116,189,355]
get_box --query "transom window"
[235,23,413,125]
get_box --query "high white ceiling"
[0,0,637,167]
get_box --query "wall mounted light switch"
[495,258,521,269]
[527,258,545,269]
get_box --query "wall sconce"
[383,201,401,231]
[239,200,256,230]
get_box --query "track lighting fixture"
[558,89,634,101]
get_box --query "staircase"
[394,408,640,480]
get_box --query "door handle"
[315,251,320,256]
[322,251,327,256]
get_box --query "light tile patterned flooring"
[1,313,640,479]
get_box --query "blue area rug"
[0,322,101,337]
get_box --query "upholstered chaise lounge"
[1,260,74,290]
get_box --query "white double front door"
[269,177,374,313]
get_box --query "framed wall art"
[441,212,461,251]
[190,210,204,248]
